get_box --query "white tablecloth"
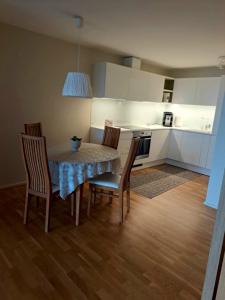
[49,143,120,199]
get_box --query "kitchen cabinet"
[173,78,197,105]
[150,130,170,161]
[195,77,220,106]
[180,132,202,166]
[128,69,164,102]
[90,127,132,167]
[90,126,213,173]
[167,130,183,161]
[168,130,213,169]
[173,77,221,106]
[93,62,165,102]
[92,62,130,100]
[205,135,215,169]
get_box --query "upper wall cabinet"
[173,77,221,106]
[92,62,165,102]
[92,62,130,100]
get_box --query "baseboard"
[166,159,210,176]
[133,159,167,170]
[204,199,218,209]
[0,181,26,190]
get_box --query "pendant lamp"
[62,16,93,98]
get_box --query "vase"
[71,140,81,152]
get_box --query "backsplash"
[91,98,216,131]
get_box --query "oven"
[133,130,152,160]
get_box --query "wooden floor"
[0,166,216,300]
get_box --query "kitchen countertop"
[91,124,213,135]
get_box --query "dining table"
[48,142,121,225]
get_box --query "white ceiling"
[0,0,224,68]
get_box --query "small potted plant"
[70,136,82,152]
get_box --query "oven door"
[136,136,151,160]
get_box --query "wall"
[91,98,216,131]
[169,66,225,78]
[0,22,170,188]
[202,76,225,300]
[204,77,225,209]
[0,22,122,187]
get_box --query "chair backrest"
[102,126,121,149]
[120,137,141,190]
[20,134,51,196]
[24,122,42,137]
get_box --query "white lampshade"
[62,72,93,98]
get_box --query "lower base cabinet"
[90,127,214,173]
[168,130,214,170]
[150,130,170,161]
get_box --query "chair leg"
[45,196,52,233]
[70,193,75,217]
[75,188,80,226]
[126,188,130,213]
[109,191,113,204]
[87,185,92,217]
[36,196,40,208]
[24,191,31,225]
[119,191,124,224]
[93,187,96,207]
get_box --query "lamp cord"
[76,28,81,72]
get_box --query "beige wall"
[0,22,168,187]
[0,22,121,187]
[169,66,225,78]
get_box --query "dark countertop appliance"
[163,112,173,127]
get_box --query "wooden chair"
[88,137,140,223]
[24,122,42,137]
[102,126,121,149]
[20,133,59,232]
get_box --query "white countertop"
[91,124,213,135]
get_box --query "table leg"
[75,186,81,226]
[70,193,75,217]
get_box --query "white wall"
[204,76,225,209]
[202,76,225,300]
[91,98,216,131]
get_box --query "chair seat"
[88,173,121,189]
[52,184,60,193]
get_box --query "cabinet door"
[105,63,130,100]
[199,135,211,168]
[195,77,220,106]
[128,70,164,102]
[167,130,183,161]
[206,135,215,170]
[173,78,197,105]
[180,132,202,166]
[150,130,169,161]
[148,73,164,102]
[128,69,150,101]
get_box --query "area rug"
[130,164,200,199]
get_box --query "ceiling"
[0,0,224,68]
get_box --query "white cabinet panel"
[93,62,165,102]
[195,77,220,106]
[150,130,170,161]
[206,135,215,170]
[105,63,130,100]
[128,70,164,102]
[173,77,221,106]
[173,79,197,105]
[128,69,150,101]
[199,135,210,168]
[180,132,202,166]
[148,73,164,102]
[167,130,183,161]
[90,127,104,144]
